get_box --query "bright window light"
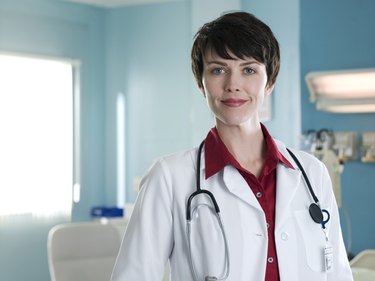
[116,92,126,207]
[0,54,77,217]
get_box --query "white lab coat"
[111,140,353,281]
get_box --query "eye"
[244,67,255,75]
[211,67,225,75]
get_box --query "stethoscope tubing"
[286,148,319,204]
[186,140,230,281]
[186,201,230,281]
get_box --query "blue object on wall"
[91,206,124,218]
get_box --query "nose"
[225,73,241,92]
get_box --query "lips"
[221,98,247,107]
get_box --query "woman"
[111,11,353,281]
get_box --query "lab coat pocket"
[294,209,326,272]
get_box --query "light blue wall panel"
[301,0,375,255]
[105,1,192,203]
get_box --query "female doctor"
[111,11,353,281]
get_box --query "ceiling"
[65,0,181,8]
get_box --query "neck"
[216,121,267,176]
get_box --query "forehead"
[203,48,261,64]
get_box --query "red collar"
[204,124,294,179]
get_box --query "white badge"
[324,244,334,273]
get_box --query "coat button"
[281,232,289,241]
[256,192,263,198]
[268,257,274,263]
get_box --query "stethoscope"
[186,140,331,281]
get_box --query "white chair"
[350,249,375,269]
[47,219,126,281]
[350,250,375,281]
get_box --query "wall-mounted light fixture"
[305,68,375,113]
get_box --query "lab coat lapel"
[275,156,302,231]
[222,165,263,210]
[199,147,262,210]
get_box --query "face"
[200,49,274,129]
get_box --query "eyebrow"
[205,60,261,66]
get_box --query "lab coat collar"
[200,140,303,216]
[200,147,263,211]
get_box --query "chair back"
[351,250,375,269]
[47,220,126,281]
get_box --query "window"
[0,54,80,217]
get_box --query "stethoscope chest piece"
[309,203,323,224]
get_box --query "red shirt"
[204,124,294,281]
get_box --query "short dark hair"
[191,11,280,89]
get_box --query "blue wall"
[301,0,375,255]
